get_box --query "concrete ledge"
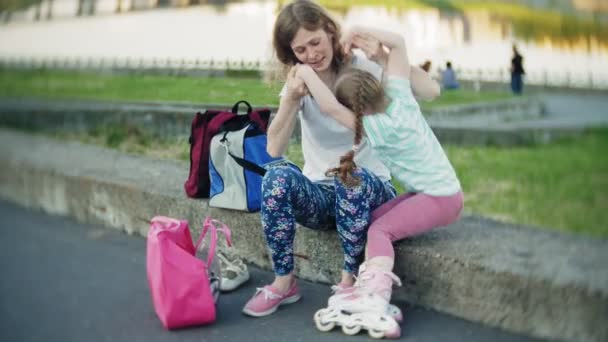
[0,97,568,146]
[426,97,544,123]
[1,128,606,342]
[431,125,584,146]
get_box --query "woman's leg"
[261,165,335,291]
[333,168,396,284]
[366,191,464,268]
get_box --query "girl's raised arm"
[295,64,357,131]
[342,26,440,99]
[347,27,410,79]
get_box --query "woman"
[242,0,440,317]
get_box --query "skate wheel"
[387,304,403,323]
[368,328,385,339]
[342,323,361,336]
[314,310,335,332]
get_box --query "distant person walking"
[442,61,459,90]
[511,44,525,95]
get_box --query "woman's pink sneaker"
[242,281,301,317]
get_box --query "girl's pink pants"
[367,191,464,259]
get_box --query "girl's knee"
[367,224,395,241]
[451,192,465,222]
[440,192,465,226]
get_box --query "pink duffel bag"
[146,216,231,329]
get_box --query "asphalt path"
[0,200,542,342]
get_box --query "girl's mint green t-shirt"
[362,76,461,196]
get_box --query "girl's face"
[290,27,334,72]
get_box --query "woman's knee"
[262,165,300,192]
[333,168,373,190]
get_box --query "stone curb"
[0,128,606,342]
[0,97,570,146]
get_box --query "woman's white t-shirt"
[282,56,391,183]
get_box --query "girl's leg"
[261,165,335,291]
[366,191,464,266]
[341,192,463,316]
[333,168,396,284]
[371,193,416,222]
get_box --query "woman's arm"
[266,67,306,157]
[409,65,441,100]
[295,64,357,131]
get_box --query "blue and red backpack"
[184,101,271,198]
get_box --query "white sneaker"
[217,250,250,292]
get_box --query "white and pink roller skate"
[329,283,403,323]
[313,262,403,339]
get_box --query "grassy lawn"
[0,69,513,110]
[444,130,608,238]
[48,124,608,239]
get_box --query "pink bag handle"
[150,216,182,233]
[195,217,232,268]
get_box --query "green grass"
[423,89,511,109]
[284,132,608,239]
[50,123,608,239]
[0,69,283,106]
[287,128,608,238]
[0,69,513,109]
[443,129,608,238]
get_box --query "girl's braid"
[327,75,365,187]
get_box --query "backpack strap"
[231,100,252,114]
[226,151,267,176]
[218,131,267,176]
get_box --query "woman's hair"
[272,0,345,74]
[326,68,386,187]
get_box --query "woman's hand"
[341,27,388,65]
[285,65,309,101]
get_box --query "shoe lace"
[354,269,402,289]
[255,287,282,301]
[217,251,247,274]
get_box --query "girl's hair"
[326,68,385,187]
[272,0,345,75]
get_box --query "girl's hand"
[341,28,388,64]
[285,65,309,101]
[294,63,314,80]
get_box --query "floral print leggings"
[261,165,396,276]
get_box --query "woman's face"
[290,27,334,72]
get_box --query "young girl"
[295,26,463,338]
